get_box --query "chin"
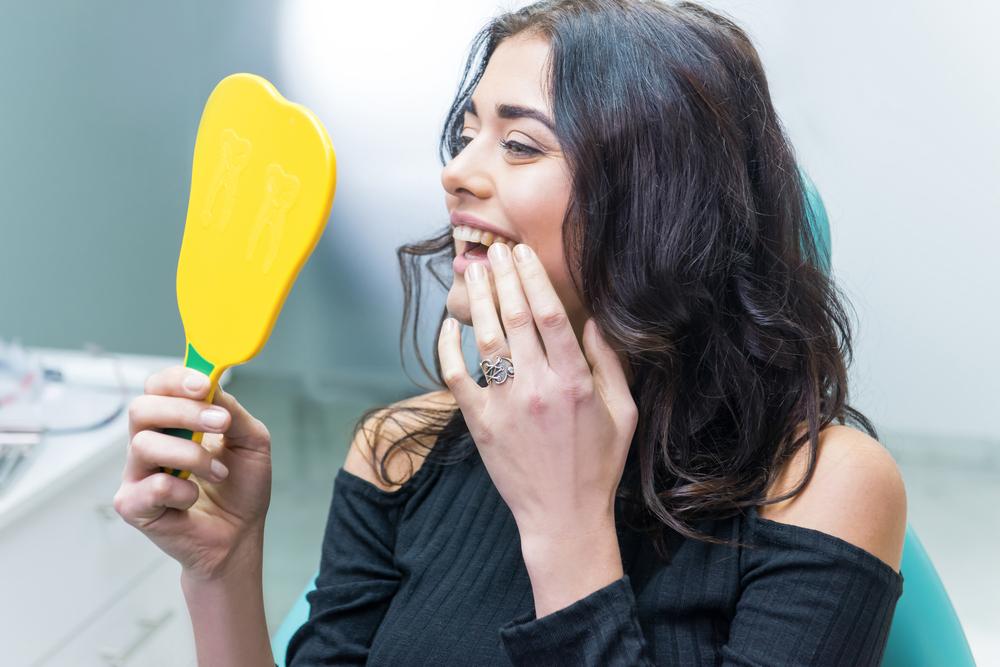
[445,286,472,326]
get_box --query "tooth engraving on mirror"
[245,162,301,274]
[202,128,252,232]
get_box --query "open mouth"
[463,241,489,257]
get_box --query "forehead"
[474,33,552,111]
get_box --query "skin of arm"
[758,424,907,572]
[520,519,625,619]
[179,529,275,667]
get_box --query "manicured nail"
[210,458,229,480]
[184,372,207,392]
[514,244,532,261]
[468,262,485,280]
[201,408,227,429]
[489,242,510,262]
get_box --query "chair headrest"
[799,167,832,275]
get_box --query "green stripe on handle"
[161,342,216,478]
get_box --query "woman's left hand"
[439,242,638,543]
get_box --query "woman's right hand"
[113,365,273,581]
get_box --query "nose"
[441,137,493,201]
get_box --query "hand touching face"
[438,240,638,539]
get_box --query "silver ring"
[481,356,515,385]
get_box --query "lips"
[453,248,490,275]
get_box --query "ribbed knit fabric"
[285,429,902,666]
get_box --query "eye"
[454,133,541,158]
[499,138,540,157]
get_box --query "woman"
[114,1,907,665]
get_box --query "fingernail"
[210,458,229,480]
[201,408,227,429]
[467,262,485,280]
[514,244,532,261]
[489,242,510,262]
[184,372,207,392]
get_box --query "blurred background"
[0,1,996,664]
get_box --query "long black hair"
[355,0,877,559]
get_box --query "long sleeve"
[285,467,415,666]
[497,511,902,666]
[498,574,654,666]
[719,514,903,666]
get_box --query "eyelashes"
[498,138,540,157]
[456,134,540,158]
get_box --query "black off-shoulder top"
[284,421,902,666]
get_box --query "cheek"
[536,244,584,320]
[506,168,571,242]
[508,169,580,315]
[506,167,570,262]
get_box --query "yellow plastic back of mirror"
[178,72,336,369]
[160,73,336,479]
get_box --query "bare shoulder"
[342,389,456,492]
[759,424,908,571]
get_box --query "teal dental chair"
[271,171,976,667]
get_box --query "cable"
[45,342,130,435]
[0,341,130,437]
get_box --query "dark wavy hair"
[354,0,878,560]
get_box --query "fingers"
[114,472,200,526]
[133,366,267,448]
[128,391,230,441]
[125,428,230,484]
[485,241,545,368]
[582,318,638,432]
[438,317,480,407]
[511,244,591,380]
[144,365,213,401]
[463,260,512,366]
[209,386,270,445]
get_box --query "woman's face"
[441,33,587,344]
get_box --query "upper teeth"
[453,224,512,248]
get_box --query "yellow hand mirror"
[161,73,336,478]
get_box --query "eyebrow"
[463,98,556,133]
